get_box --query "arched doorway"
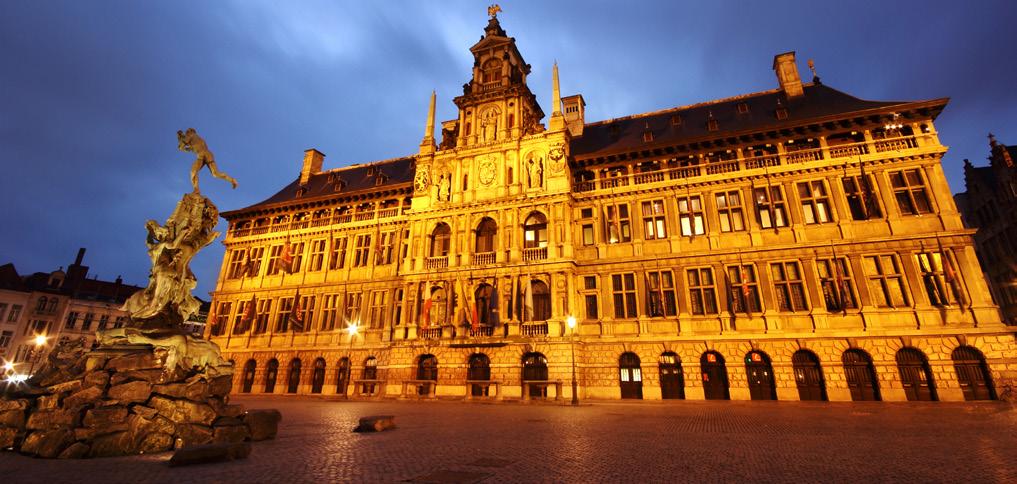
[658,352,685,400]
[241,359,256,393]
[311,358,326,394]
[264,359,279,394]
[417,354,438,396]
[468,354,491,397]
[792,350,827,401]
[287,358,302,394]
[700,351,729,400]
[842,349,880,401]
[618,352,643,399]
[336,357,350,395]
[522,352,549,398]
[745,351,776,400]
[361,356,378,395]
[952,346,995,401]
[896,348,937,401]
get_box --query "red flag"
[279,239,294,274]
[421,286,433,330]
[740,267,751,299]
[240,295,257,332]
[289,290,304,332]
[832,258,847,312]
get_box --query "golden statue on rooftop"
[488,4,501,18]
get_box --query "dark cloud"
[1,1,1014,296]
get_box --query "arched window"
[482,58,502,84]
[475,218,497,253]
[523,212,548,249]
[474,284,497,327]
[951,346,995,401]
[745,351,776,400]
[531,280,551,322]
[311,358,326,394]
[336,357,350,395]
[700,351,729,400]
[287,358,302,394]
[47,298,58,313]
[416,354,439,396]
[468,353,491,397]
[791,350,827,401]
[242,359,256,393]
[36,297,47,312]
[264,359,279,393]
[431,223,451,257]
[426,286,448,327]
[522,352,549,398]
[658,352,684,399]
[619,352,643,399]
[896,347,937,401]
[841,349,880,401]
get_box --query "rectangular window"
[343,292,362,323]
[865,255,910,308]
[582,224,595,246]
[842,175,882,220]
[65,311,79,329]
[817,257,858,311]
[113,316,126,329]
[727,265,762,313]
[254,299,272,334]
[246,247,264,277]
[267,245,283,275]
[296,294,315,332]
[81,313,94,331]
[308,239,327,272]
[211,302,231,336]
[0,331,12,348]
[330,237,348,270]
[645,270,678,317]
[353,234,372,267]
[754,186,788,229]
[583,276,599,320]
[98,315,109,330]
[687,268,719,315]
[367,290,387,329]
[275,297,294,332]
[915,251,959,307]
[321,294,341,331]
[611,273,637,318]
[0,303,7,322]
[604,204,632,243]
[226,249,247,279]
[393,289,404,326]
[889,169,933,215]
[770,262,809,312]
[376,231,395,265]
[798,181,833,224]
[715,190,745,232]
[289,242,305,273]
[8,305,21,322]
[641,200,668,239]
[677,196,705,236]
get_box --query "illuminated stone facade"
[208,13,1017,402]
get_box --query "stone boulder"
[82,371,110,390]
[83,407,129,428]
[150,396,216,426]
[20,429,74,458]
[108,381,152,403]
[57,442,90,459]
[26,409,79,431]
[0,409,26,429]
[174,423,213,447]
[0,426,20,448]
[63,386,103,408]
[242,409,281,441]
[168,442,251,467]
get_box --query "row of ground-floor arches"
[230,345,998,402]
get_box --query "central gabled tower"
[452,13,545,147]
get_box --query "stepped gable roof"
[0,263,25,291]
[224,155,415,217]
[570,83,948,160]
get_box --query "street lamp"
[27,334,48,377]
[566,315,579,406]
[344,320,359,397]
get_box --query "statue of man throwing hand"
[177,128,238,193]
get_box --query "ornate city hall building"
[207,12,1016,403]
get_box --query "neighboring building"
[955,135,1017,323]
[0,264,30,361]
[182,299,210,337]
[208,11,1014,402]
[2,249,141,368]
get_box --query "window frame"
[889,168,933,215]
[753,186,788,229]
[687,268,719,315]
[770,261,810,312]
[715,190,746,232]
[864,254,910,308]
[798,180,834,225]
[611,273,638,319]
[641,199,669,240]
[677,195,705,237]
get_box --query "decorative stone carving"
[525,152,544,188]
[479,157,496,186]
[414,167,430,193]
[548,141,566,173]
[437,172,451,202]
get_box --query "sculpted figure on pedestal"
[177,128,238,193]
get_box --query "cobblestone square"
[1,397,1015,483]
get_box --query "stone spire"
[549,61,565,131]
[420,90,436,154]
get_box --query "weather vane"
[488,4,501,18]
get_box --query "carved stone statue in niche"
[526,154,544,188]
[437,172,451,202]
[481,108,499,142]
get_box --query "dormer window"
[295,187,308,197]
[367,166,376,177]
[737,103,750,114]
[643,123,654,142]
[776,107,789,120]
[482,58,502,84]
[333,180,346,192]
[670,114,682,126]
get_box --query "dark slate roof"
[226,156,415,216]
[571,83,946,160]
[0,264,25,291]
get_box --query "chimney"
[74,248,86,266]
[562,94,586,137]
[300,149,325,185]
[773,51,804,99]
